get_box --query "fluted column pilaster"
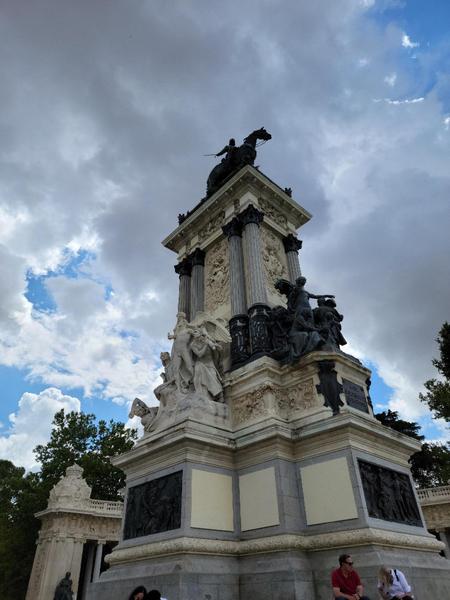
[174,257,192,320]
[189,248,205,320]
[282,233,302,283]
[240,205,271,356]
[223,218,249,365]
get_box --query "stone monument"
[86,130,450,600]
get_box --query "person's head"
[378,566,393,585]
[128,586,147,600]
[160,351,170,366]
[296,276,306,287]
[339,554,354,572]
[147,591,161,600]
[229,138,236,146]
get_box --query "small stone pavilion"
[25,465,122,600]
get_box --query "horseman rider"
[215,138,237,168]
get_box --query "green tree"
[375,409,450,488]
[409,442,450,488]
[419,322,450,422]
[375,409,424,441]
[34,409,137,499]
[0,461,47,600]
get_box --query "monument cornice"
[162,165,311,254]
[106,528,443,566]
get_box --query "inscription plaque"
[358,460,422,526]
[343,379,369,413]
[123,471,182,540]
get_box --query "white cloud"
[0,388,80,470]
[384,72,397,87]
[402,33,419,49]
[0,1,448,440]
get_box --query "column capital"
[222,217,243,239]
[174,257,192,277]
[240,204,264,227]
[189,248,206,267]
[282,233,302,253]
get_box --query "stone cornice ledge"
[106,528,443,565]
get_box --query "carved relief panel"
[204,237,230,316]
[261,226,288,305]
[123,471,182,540]
[358,460,422,526]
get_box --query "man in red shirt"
[332,554,371,600]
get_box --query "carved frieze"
[233,385,271,426]
[205,237,230,313]
[261,227,288,300]
[276,379,316,416]
[198,210,225,243]
[259,197,288,229]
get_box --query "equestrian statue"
[206,127,272,197]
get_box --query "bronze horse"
[206,127,272,197]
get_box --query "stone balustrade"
[417,484,450,505]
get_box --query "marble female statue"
[190,327,224,402]
[168,312,195,393]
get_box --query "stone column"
[189,248,205,321]
[92,541,105,582]
[70,538,85,595]
[174,257,192,320]
[223,218,249,365]
[282,233,302,282]
[80,543,96,598]
[241,204,271,356]
[437,530,450,559]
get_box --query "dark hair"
[339,554,352,566]
[147,591,161,600]
[128,586,147,600]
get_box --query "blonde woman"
[378,566,413,600]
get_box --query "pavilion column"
[437,529,450,559]
[189,249,205,321]
[223,217,249,365]
[282,233,302,283]
[92,541,105,582]
[174,257,192,320]
[241,204,271,356]
[80,543,96,598]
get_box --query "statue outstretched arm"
[308,293,335,300]
[215,146,228,157]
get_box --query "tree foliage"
[34,409,137,500]
[375,409,424,441]
[419,322,450,422]
[0,461,47,600]
[375,409,450,488]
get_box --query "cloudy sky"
[1,0,449,470]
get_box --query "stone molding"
[162,166,311,255]
[107,528,443,565]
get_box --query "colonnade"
[174,204,302,366]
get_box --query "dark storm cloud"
[0,0,449,422]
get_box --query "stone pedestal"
[86,351,450,600]
[86,165,450,599]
